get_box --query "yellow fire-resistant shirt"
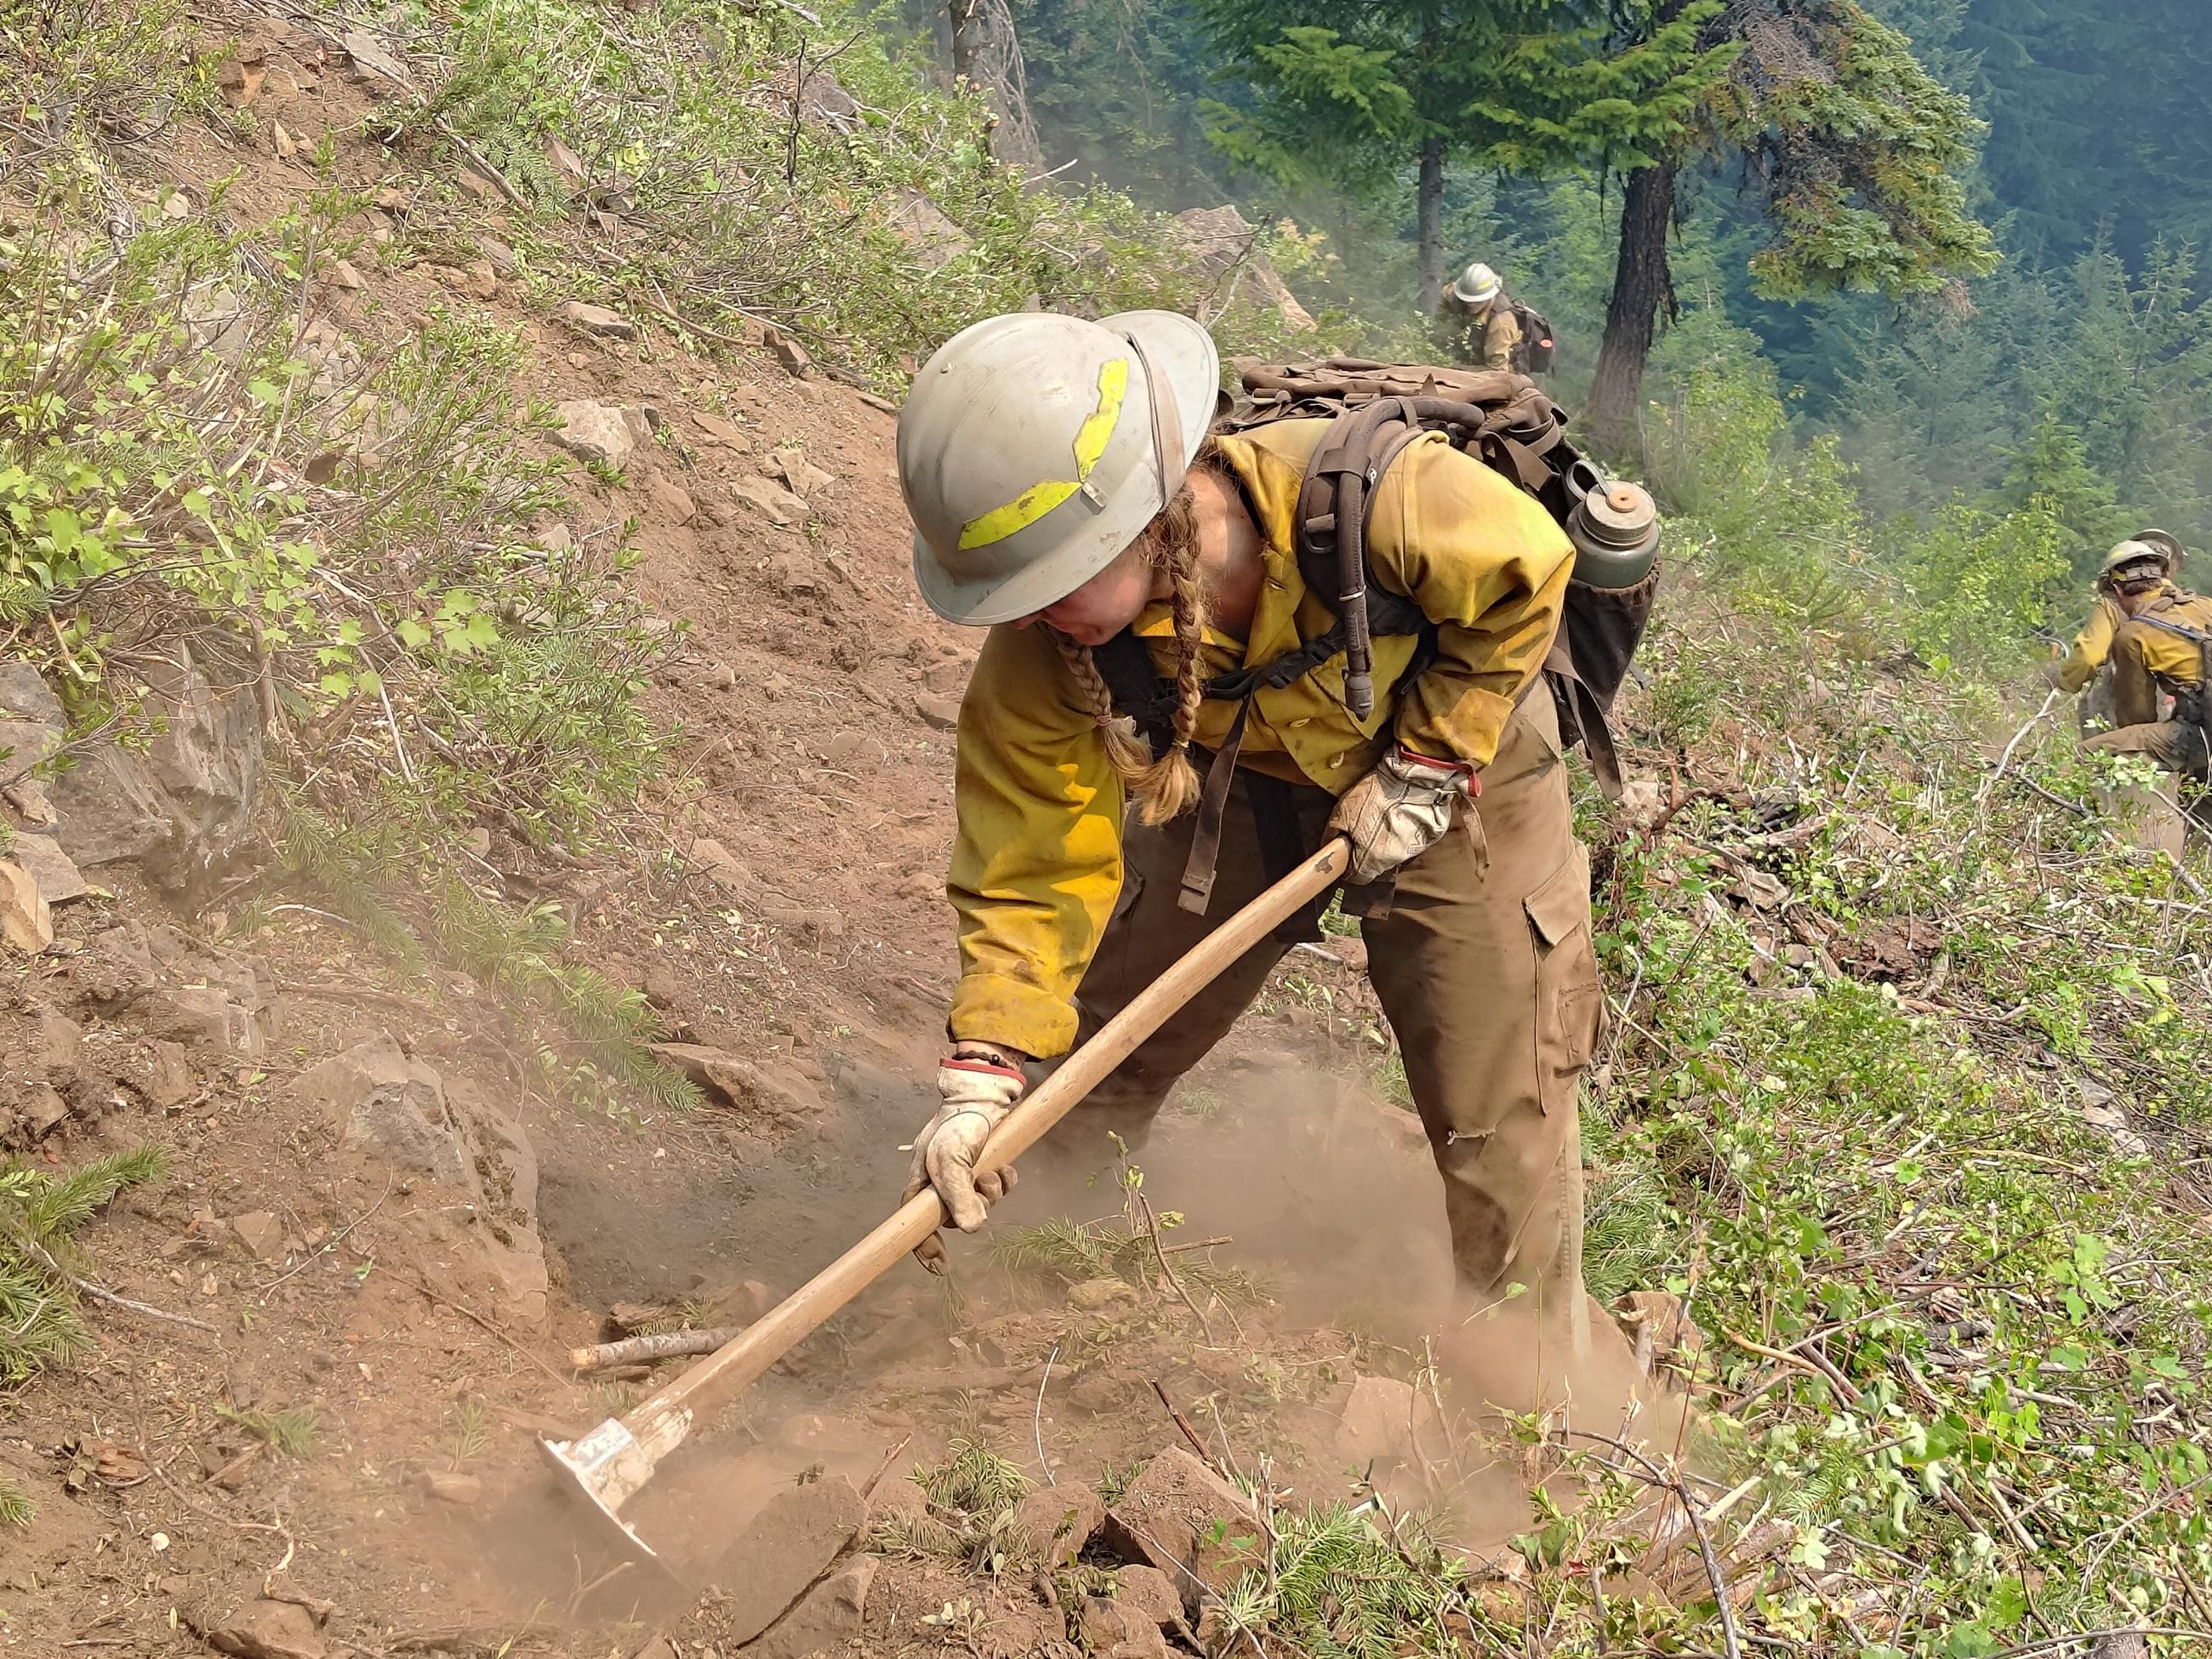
[2056,584,2212,693]
[944,417,1575,1058]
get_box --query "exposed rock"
[295,1033,470,1185]
[1014,1480,1104,1566]
[423,1468,482,1505]
[887,189,969,268]
[913,691,961,732]
[761,903,843,940]
[1068,1276,1138,1312]
[732,475,810,527]
[863,1474,929,1531]
[229,1211,286,1263]
[1172,204,1314,331]
[647,472,698,526]
[16,1085,69,1140]
[649,1043,819,1120]
[686,835,748,898]
[1115,1565,1187,1631]
[551,400,653,469]
[34,1008,82,1074]
[145,984,261,1058]
[477,233,519,276]
[1080,1596,1168,1659]
[191,1595,327,1659]
[147,1040,196,1109]
[325,259,368,292]
[0,663,65,777]
[692,409,750,450]
[750,1556,875,1659]
[772,447,835,499]
[707,1474,865,1644]
[559,300,636,339]
[49,644,264,889]
[1100,1446,1263,1606]
[11,834,86,905]
[0,859,53,953]
[340,30,413,93]
[6,778,57,826]
[799,67,860,130]
[766,325,812,379]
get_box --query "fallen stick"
[570,1326,740,1373]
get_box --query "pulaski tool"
[540,837,1353,1567]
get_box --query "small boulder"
[692,409,750,450]
[559,300,636,339]
[749,1556,875,1659]
[707,1474,864,1644]
[191,1595,326,1659]
[647,473,698,527]
[1014,1480,1104,1566]
[1334,1374,1428,1469]
[228,1211,286,1263]
[11,835,86,904]
[340,29,412,92]
[423,1468,482,1505]
[1115,1565,1187,1630]
[1068,1277,1139,1313]
[1099,1447,1263,1606]
[913,691,961,732]
[294,1033,470,1185]
[649,1043,818,1120]
[0,859,53,953]
[864,1474,929,1532]
[324,259,368,292]
[551,401,652,470]
[732,476,810,527]
[766,326,812,378]
[772,447,835,499]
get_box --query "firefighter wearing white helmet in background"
[2050,536,2212,780]
[1439,260,1520,372]
[894,306,1611,1392]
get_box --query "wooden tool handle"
[619,835,1352,1440]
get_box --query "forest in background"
[978,0,2212,605]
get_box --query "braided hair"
[1052,461,1215,826]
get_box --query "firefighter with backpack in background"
[2050,533,2212,781]
[892,308,1657,1379]
[1438,260,1556,375]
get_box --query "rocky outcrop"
[32,645,265,892]
[1173,204,1316,332]
[294,1033,549,1326]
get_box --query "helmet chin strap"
[1124,331,1187,516]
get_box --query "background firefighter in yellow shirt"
[1436,260,1521,371]
[893,309,1603,1353]
[2050,535,2212,780]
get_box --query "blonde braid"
[1052,470,1214,825]
[1124,531,1205,824]
[1051,628,1157,784]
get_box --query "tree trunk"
[1585,156,1679,459]
[949,0,1045,172]
[1416,136,1446,316]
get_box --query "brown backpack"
[1109,357,1656,762]
[1094,356,1660,914]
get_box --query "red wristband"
[942,1055,1025,1082]
[1396,744,1478,793]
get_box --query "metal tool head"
[539,1421,670,1573]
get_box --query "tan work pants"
[1054,692,1602,1317]
[2084,637,2210,780]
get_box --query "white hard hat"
[899,309,1220,626]
[1451,261,1502,306]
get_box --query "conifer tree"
[1584,0,1998,455]
[1191,0,1730,314]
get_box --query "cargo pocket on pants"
[1524,846,1601,1115]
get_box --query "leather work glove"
[1329,744,1476,886]
[904,1051,1025,1274]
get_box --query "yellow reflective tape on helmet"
[958,357,1129,550]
